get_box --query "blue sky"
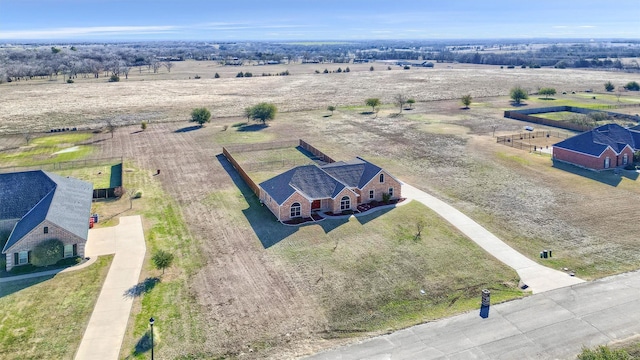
[0,0,638,41]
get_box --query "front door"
[311,200,321,210]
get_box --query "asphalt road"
[308,269,640,359]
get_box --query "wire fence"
[497,131,569,153]
[0,156,123,174]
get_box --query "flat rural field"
[1,64,640,359]
[1,60,638,133]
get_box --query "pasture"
[1,62,640,358]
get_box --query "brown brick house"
[1,171,93,271]
[259,157,402,222]
[553,124,640,171]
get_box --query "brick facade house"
[552,124,640,171]
[259,157,402,222]
[1,171,93,271]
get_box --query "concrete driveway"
[74,215,146,360]
[401,183,584,293]
[308,269,640,360]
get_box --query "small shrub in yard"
[109,75,120,82]
[134,190,143,199]
[32,239,64,267]
[141,121,147,130]
[56,256,81,266]
[10,264,36,274]
[66,79,74,83]
[152,249,174,274]
[382,192,391,204]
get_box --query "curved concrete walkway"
[74,215,146,360]
[401,183,584,293]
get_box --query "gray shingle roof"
[321,157,382,188]
[0,171,55,219]
[1,170,93,253]
[259,165,346,205]
[259,157,386,206]
[553,123,640,156]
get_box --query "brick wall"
[329,188,358,214]
[278,192,311,221]
[5,219,86,271]
[359,170,402,202]
[553,147,633,171]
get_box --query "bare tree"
[490,124,499,137]
[105,119,116,139]
[394,94,408,113]
[151,61,161,74]
[414,220,425,241]
[22,131,33,145]
[164,61,174,73]
[121,65,131,79]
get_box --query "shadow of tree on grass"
[123,277,160,298]
[174,125,202,133]
[133,330,152,355]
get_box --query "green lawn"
[116,165,207,359]
[216,189,524,334]
[55,163,122,189]
[0,133,93,167]
[0,255,113,360]
[273,201,522,333]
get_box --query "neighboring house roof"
[553,123,640,157]
[1,170,93,253]
[0,171,55,220]
[259,165,346,205]
[321,157,382,188]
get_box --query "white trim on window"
[340,196,351,210]
[290,202,301,218]
[18,251,29,265]
[379,173,384,183]
[64,244,74,258]
[369,189,374,199]
[388,187,394,198]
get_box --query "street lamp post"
[149,317,155,360]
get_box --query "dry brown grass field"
[2,63,640,359]
[1,60,638,133]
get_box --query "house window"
[290,202,301,218]
[604,157,610,169]
[64,244,74,258]
[388,187,394,198]
[44,226,48,234]
[18,251,29,265]
[369,190,374,199]
[379,173,384,183]
[340,196,351,210]
[623,153,629,165]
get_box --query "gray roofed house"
[259,157,402,222]
[1,170,93,271]
[552,124,640,171]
